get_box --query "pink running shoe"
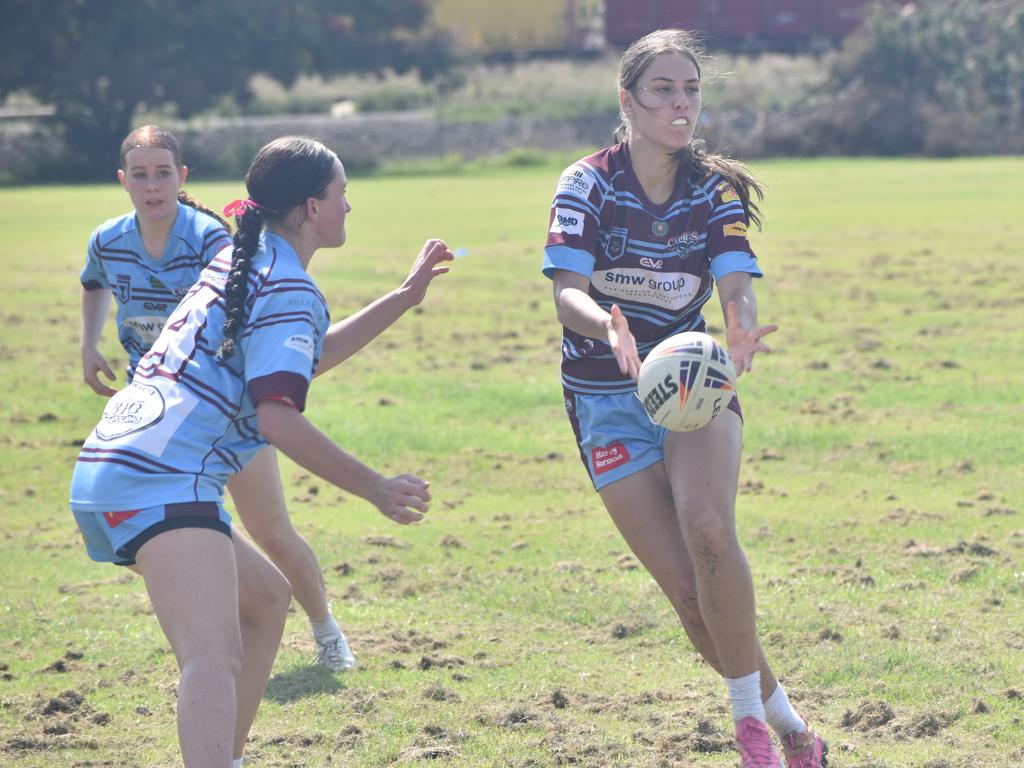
[781,722,828,768]
[734,716,783,768]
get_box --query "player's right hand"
[370,473,431,525]
[607,304,641,382]
[82,348,118,397]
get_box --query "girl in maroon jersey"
[544,30,826,768]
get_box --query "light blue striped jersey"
[81,202,233,378]
[542,142,762,395]
[70,231,329,512]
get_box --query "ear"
[618,88,634,118]
[117,169,127,189]
[178,165,189,187]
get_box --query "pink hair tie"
[222,198,273,217]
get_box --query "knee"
[678,505,739,563]
[243,567,292,627]
[247,521,298,562]
[180,637,244,680]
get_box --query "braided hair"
[120,125,232,231]
[613,29,764,229]
[217,137,338,360]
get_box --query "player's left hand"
[725,300,777,376]
[400,238,454,307]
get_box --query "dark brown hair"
[218,137,338,359]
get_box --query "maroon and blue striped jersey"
[543,142,762,395]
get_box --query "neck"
[266,224,315,270]
[136,206,177,241]
[627,136,683,201]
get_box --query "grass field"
[0,156,1022,767]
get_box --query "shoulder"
[91,212,135,245]
[180,204,230,241]
[554,146,619,201]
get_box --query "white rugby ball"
[637,331,736,432]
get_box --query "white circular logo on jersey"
[96,382,166,441]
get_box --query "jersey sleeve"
[241,279,324,412]
[542,162,603,279]
[80,226,110,291]
[704,179,763,281]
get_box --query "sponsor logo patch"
[556,167,595,198]
[284,334,315,361]
[550,207,584,236]
[96,382,166,440]
[123,315,166,346]
[718,182,740,203]
[593,268,701,311]
[591,442,631,475]
[723,221,748,238]
[639,257,664,270]
[103,509,141,529]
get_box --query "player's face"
[622,51,702,151]
[118,147,187,223]
[314,158,351,249]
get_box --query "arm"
[316,238,453,377]
[80,286,118,396]
[256,399,429,524]
[716,271,777,377]
[551,269,640,382]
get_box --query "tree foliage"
[0,0,457,177]
[812,0,1024,155]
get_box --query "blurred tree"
[0,0,457,178]
[812,0,1024,155]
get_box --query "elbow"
[256,400,293,445]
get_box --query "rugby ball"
[637,331,736,432]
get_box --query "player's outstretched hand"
[608,304,641,382]
[82,347,118,397]
[400,238,454,307]
[725,300,777,376]
[370,474,431,525]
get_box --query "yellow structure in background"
[431,0,604,56]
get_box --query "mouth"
[671,118,690,126]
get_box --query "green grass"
[1,157,1022,767]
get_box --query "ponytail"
[679,141,764,229]
[178,190,232,231]
[217,208,263,360]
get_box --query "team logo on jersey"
[651,220,669,237]
[116,274,132,304]
[556,167,594,198]
[605,227,628,261]
[148,275,167,289]
[723,221,748,238]
[668,231,702,257]
[718,182,740,203]
[550,207,584,236]
[284,334,315,362]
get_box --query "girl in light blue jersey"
[80,125,360,673]
[545,31,826,768]
[72,136,453,768]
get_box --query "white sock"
[764,683,806,737]
[725,670,765,723]
[310,610,341,642]
[232,759,243,768]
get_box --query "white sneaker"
[315,632,356,672]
